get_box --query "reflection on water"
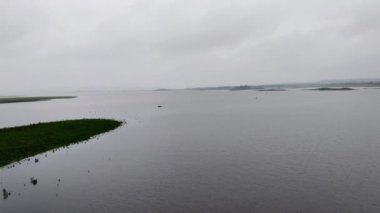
[1,90,380,212]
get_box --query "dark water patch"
[30,177,37,186]
[2,189,10,200]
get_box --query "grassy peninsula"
[0,119,122,167]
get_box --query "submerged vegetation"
[0,119,122,167]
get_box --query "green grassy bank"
[0,119,122,167]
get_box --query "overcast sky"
[1,0,379,91]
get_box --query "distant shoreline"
[307,87,356,91]
[0,96,76,104]
[155,79,380,91]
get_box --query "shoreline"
[0,96,76,104]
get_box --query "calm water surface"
[1,90,380,212]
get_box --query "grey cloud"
[0,0,379,92]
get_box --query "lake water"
[1,90,380,212]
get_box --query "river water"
[1,89,380,212]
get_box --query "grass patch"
[0,119,123,167]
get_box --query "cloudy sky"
[1,0,379,91]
